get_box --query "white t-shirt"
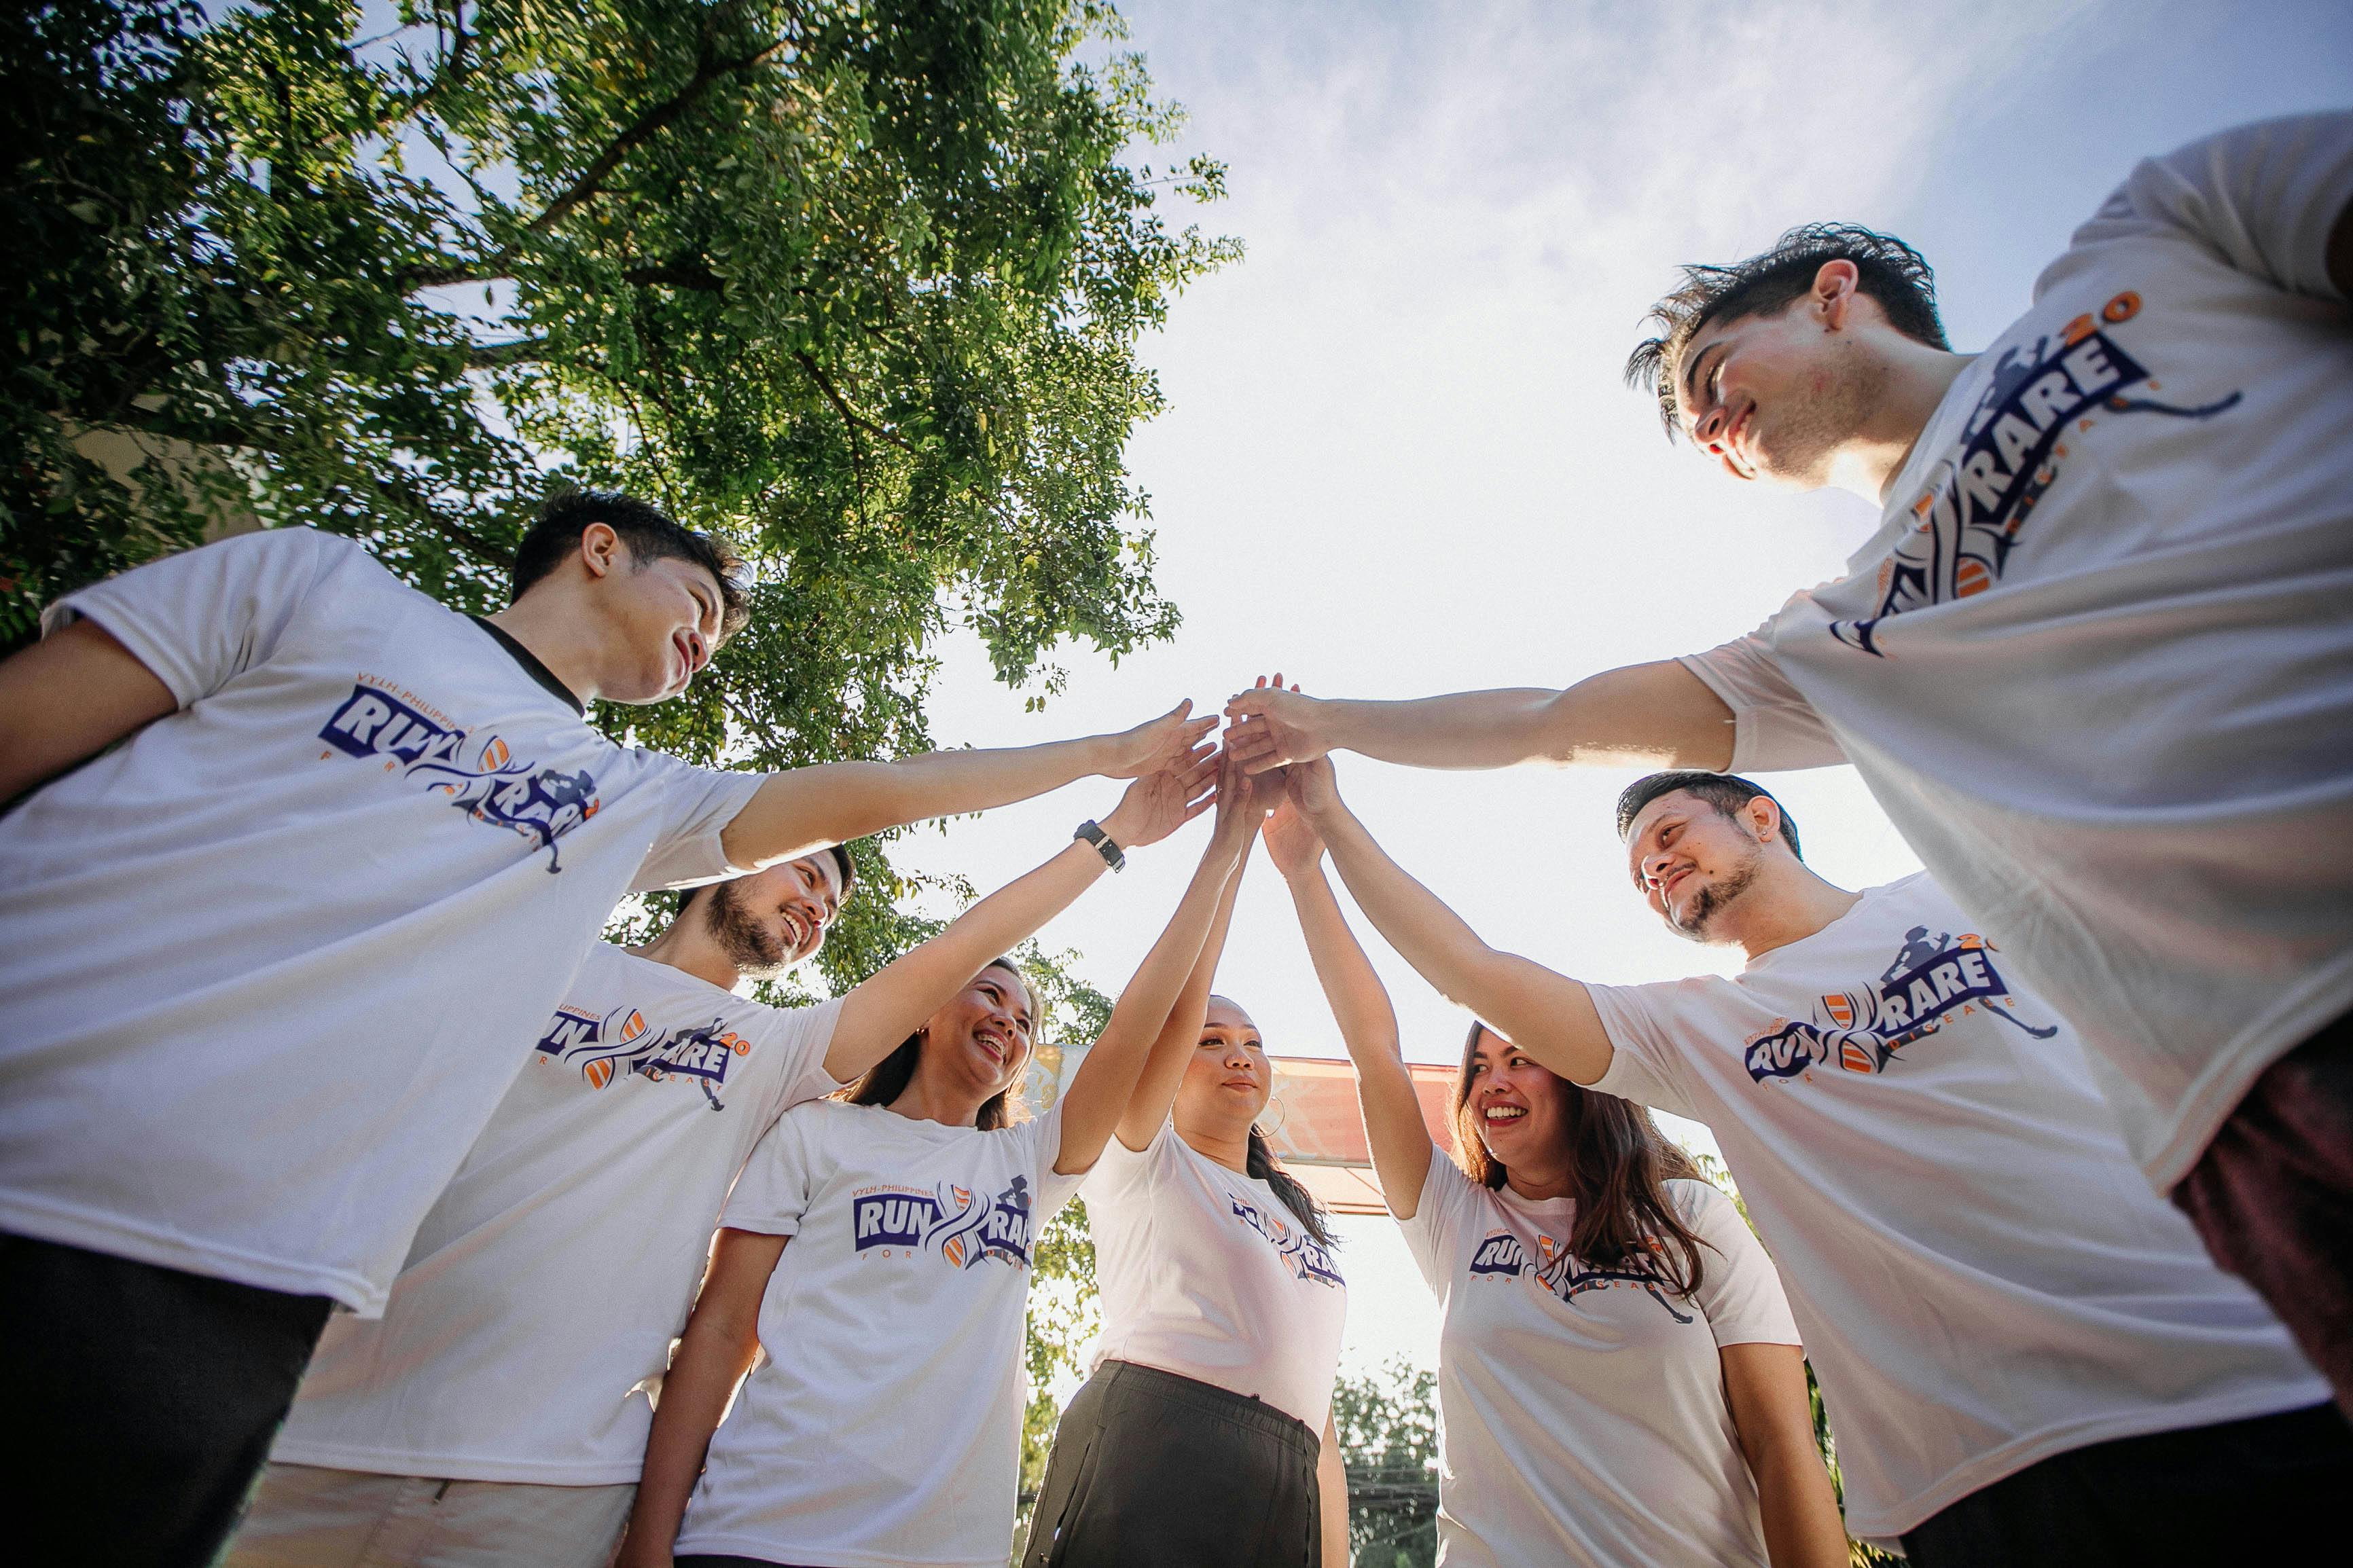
[675,1098,1086,1568]
[1680,113,2353,1189]
[1589,873,2327,1541]
[1084,1120,1349,1432]
[1401,1161,1797,1568]
[270,945,844,1483]
[0,529,763,1312]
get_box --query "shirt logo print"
[851,1177,1036,1269]
[1468,1228,1693,1323]
[1743,927,2060,1085]
[533,1004,751,1108]
[1830,291,2242,655]
[1228,1192,1342,1288]
[319,681,600,871]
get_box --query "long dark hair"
[1247,1125,1335,1250]
[1451,1021,1710,1296]
[845,958,1027,1131]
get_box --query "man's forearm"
[1319,689,1567,769]
[1323,663,1733,771]
[859,735,1112,827]
[723,735,1109,869]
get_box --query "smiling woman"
[1266,765,1848,1568]
[1450,1022,1709,1296]
[612,750,1250,1568]
[847,959,1038,1133]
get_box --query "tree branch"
[408,1,475,116]
[92,408,516,571]
[400,24,789,292]
[368,471,516,567]
[623,257,725,292]
[792,350,915,454]
[793,350,875,524]
[463,338,552,368]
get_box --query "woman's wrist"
[1095,808,1141,850]
[1278,855,1327,886]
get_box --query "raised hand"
[1260,788,1326,880]
[1100,745,1221,850]
[1208,744,1276,855]
[1287,754,1342,822]
[1223,674,1331,776]
[1100,700,1219,780]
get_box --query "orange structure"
[1257,1055,1462,1215]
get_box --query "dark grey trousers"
[1021,1360,1323,1568]
[1901,1400,2353,1567]
[0,1232,331,1568]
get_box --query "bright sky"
[877,0,2353,1374]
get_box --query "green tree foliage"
[1335,1356,1441,1568]
[1019,1199,1100,1505]
[5,0,1233,981]
[3,0,1234,747]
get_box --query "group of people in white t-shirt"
[1,112,2348,1568]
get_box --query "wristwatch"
[1074,819,1126,872]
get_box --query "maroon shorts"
[2172,1008,2353,1415]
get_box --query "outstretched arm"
[719,700,1218,871]
[0,619,177,804]
[1297,761,1615,1088]
[1053,765,1260,1175]
[614,1226,788,1568]
[826,752,1219,1083]
[1222,662,1731,775]
[1111,767,1265,1152]
[1263,778,1434,1216]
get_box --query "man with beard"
[1225,114,2353,1410]
[1282,759,2343,1565]
[223,851,861,1563]
[224,733,1215,1568]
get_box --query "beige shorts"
[223,1461,635,1568]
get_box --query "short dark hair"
[1615,771,1802,861]
[675,845,856,917]
[511,490,751,638]
[1625,222,1950,438]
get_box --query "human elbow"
[1434,944,1515,1013]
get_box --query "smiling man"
[225,850,857,1567]
[0,490,1215,1564]
[1294,761,2346,1565]
[1225,113,2353,1410]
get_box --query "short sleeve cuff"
[779,998,850,1099]
[1676,651,1760,773]
[1084,1118,1162,1194]
[1583,983,1691,1118]
[48,591,203,710]
[1032,1103,1088,1220]
[716,1209,802,1239]
[1399,1146,1455,1229]
[628,769,768,894]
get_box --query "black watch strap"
[1074,819,1126,872]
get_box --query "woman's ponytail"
[1246,1125,1335,1250]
